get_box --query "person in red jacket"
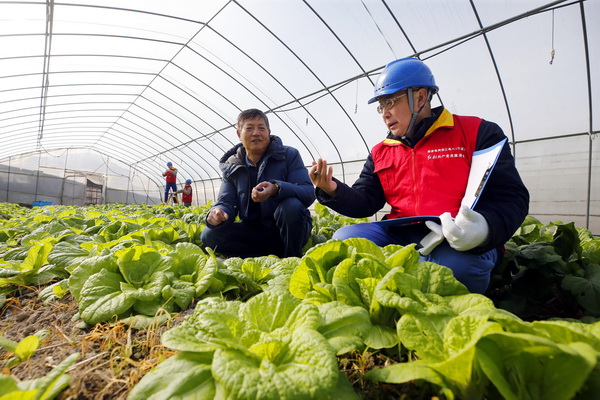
[162,161,179,203]
[177,179,193,207]
[310,57,529,294]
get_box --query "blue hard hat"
[186,179,192,184]
[367,58,438,104]
[167,161,172,167]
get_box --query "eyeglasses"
[376,93,407,114]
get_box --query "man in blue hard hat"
[162,161,179,204]
[310,57,529,294]
[176,179,193,207]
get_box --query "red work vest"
[371,109,481,220]
[181,185,193,203]
[165,167,177,183]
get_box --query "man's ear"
[236,129,241,139]
[417,88,426,106]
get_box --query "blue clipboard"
[372,215,440,227]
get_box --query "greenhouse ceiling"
[0,0,598,190]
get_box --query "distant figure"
[201,108,315,258]
[162,161,178,203]
[177,179,193,207]
[310,58,529,294]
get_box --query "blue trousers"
[333,222,498,294]
[200,197,312,258]
[164,182,178,202]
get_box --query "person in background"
[310,57,529,294]
[162,161,179,203]
[201,108,315,258]
[177,179,193,207]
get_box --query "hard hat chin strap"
[401,88,431,140]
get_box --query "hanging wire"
[354,79,359,114]
[549,9,556,65]
[37,0,55,151]
[305,104,309,126]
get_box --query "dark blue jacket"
[209,135,315,227]
[317,106,529,254]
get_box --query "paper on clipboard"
[372,138,506,228]
[460,138,506,209]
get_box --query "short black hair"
[237,109,270,131]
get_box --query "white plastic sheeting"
[0,0,598,231]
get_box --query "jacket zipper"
[411,148,419,215]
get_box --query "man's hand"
[439,205,489,251]
[419,220,445,255]
[252,181,278,202]
[207,207,228,226]
[310,158,337,197]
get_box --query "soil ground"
[1,288,184,400]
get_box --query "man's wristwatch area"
[269,180,280,198]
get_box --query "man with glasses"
[310,57,529,294]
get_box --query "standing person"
[162,161,178,203]
[177,179,193,207]
[310,57,529,294]
[201,108,315,258]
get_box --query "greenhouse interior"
[1,0,597,231]
[1,1,600,399]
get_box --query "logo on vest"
[427,146,466,160]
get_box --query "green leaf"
[384,243,420,268]
[561,263,600,313]
[14,336,39,361]
[38,280,68,304]
[0,375,20,397]
[127,352,215,400]
[403,261,469,296]
[68,253,119,302]
[552,222,582,260]
[211,328,339,400]
[79,269,134,324]
[118,313,172,329]
[116,247,170,286]
[242,291,301,332]
[397,313,448,362]
[343,237,385,260]
[364,324,398,349]
[317,302,371,355]
[162,280,195,310]
[0,335,18,353]
[290,240,349,298]
[531,319,600,352]
[476,332,597,400]
[161,297,244,353]
[241,260,272,283]
[365,360,454,399]
[46,242,89,272]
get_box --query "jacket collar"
[219,135,285,175]
[382,106,450,147]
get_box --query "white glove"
[419,220,445,256]
[439,205,489,251]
